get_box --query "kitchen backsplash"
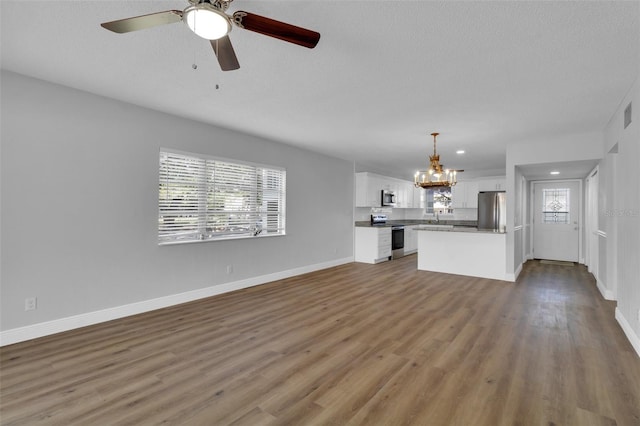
[354,207,478,221]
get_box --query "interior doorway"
[532,180,581,262]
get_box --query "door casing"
[530,179,584,263]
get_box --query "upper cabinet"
[355,172,394,207]
[477,177,506,191]
[395,181,421,208]
[356,172,504,209]
[451,180,479,209]
[355,172,423,208]
[356,173,383,207]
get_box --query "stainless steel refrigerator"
[477,191,506,232]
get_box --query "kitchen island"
[416,226,508,281]
[354,219,478,264]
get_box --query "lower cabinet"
[355,227,391,264]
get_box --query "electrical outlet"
[226,265,233,274]
[25,297,37,311]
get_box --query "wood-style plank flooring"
[1,257,639,425]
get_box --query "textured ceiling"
[2,1,639,180]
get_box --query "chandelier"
[414,132,460,188]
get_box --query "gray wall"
[602,73,640,349]
[1,71,354,332]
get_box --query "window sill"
[159,232,286,246]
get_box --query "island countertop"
[414,225,505,234]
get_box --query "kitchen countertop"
[414,225,505,234]
[354,219,478,228]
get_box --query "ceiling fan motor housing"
[188,0,230,13]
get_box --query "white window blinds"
[159,149,286,245]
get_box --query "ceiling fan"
[100,0,321,71]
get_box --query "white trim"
[0,257,354,347]
[596,279,615,301]
[530,179,583,262]
[615,308,640,358]
[506,261,524,282]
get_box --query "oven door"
[391,226,404,259]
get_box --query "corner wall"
[0,71,355,344]
[603,74,640,356]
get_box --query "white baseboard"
[596,279,615,301]
[615,307,640,358]
[505,262,523,282]
[0,257,354,347]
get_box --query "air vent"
[624,102,632,129]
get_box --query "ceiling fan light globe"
[184,5,231,40]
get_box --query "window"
[159,149,286,245]
[542,188,570,224]
[425,187,453,214]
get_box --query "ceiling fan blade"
[233,11,320,49]
[211,36,240,71]
[101,10,183,34]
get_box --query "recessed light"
[550,171,560,175]
[456,150,465,154]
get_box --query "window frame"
[158,148,286,245]
[425,187,453,214]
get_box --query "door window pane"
[542,188,570,224]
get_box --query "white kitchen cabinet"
[356,172,427,209]
[477,177,507,191]
[396,181,416,208]
[413,186,426,209]
[356,173,383,207]
[394,181,406,208]
[355,227,392,264]
[451,181,479,209]
[356,172,411,208]
[404,226,418,254]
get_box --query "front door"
[533,180,580,262]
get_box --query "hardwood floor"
[1,257,639,425]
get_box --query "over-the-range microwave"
[381,190,396,207]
